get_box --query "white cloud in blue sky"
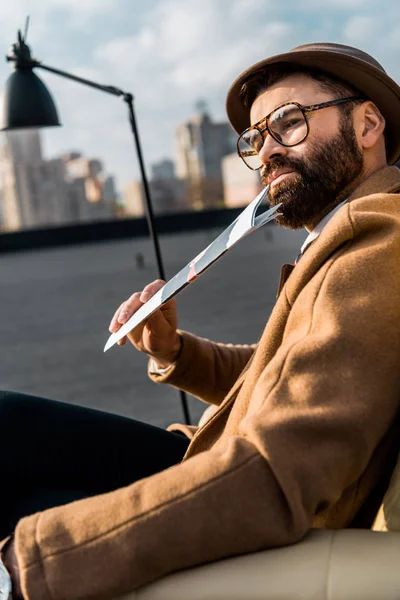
[0,0,399,191]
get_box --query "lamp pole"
[3,29,191,425]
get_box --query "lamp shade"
[0,68,61,131]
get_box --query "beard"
[260,115,364,230]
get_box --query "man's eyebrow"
[251,102,299,128]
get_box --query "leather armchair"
[118,528,400,599]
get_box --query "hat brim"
[226,49,400,165]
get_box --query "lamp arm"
[34,61,126,98]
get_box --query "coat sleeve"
[148,330,256,405]
[15,206,400,600]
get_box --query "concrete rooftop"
[0,223,305,429]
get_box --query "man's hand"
[109,279,182,368]
[2,538,23,599]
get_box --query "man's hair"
[239,62,388,154]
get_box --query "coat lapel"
[277,263,295,297]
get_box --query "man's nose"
[258,132,287,166]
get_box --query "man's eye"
[282,118,302,130]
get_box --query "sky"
[0,0,399,194]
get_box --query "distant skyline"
[0,0,399,192]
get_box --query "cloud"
[0,0,116,41]
[340,8,400,80]
[94,0,297,108]
[342,16,377,43]
[9,0,114,20]
[297,0,376,8]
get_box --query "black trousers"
[0,390,190,539]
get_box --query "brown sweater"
[16,166,400,599]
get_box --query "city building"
[150,177,187,214]
[175,104,237,210]
[0,131,118,231]
[123,176,186,218]
[151,159,175,181]
[0,130,67,230]
[61,153,117,222]
[222,153,262,208]
[123,156,188,218]
[123,181,144,217]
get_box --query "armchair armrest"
[117,529,400,600]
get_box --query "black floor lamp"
[0,21,191,425]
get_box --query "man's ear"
[356,101,386,151]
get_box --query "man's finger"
[117,292,143,324]
[109,304,125,333]
[109,280,166,334]
[140,279,166,303]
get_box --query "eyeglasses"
[237,96,365,170]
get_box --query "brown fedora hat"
[226,42,400,165]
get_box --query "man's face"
[249,73,364,230]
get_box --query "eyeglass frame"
[237,96,366,170]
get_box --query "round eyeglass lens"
[268,104,307,146]
[238,128,263,170]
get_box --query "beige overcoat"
[15,166,400,599]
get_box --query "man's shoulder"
[326,190,400,282]
[323,167,400,248]
[347,166,400,216]
[312,190,400,259]
[350,188,400,209]
[349,166,400,199]
[347,189,400,235]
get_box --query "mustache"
[260,157,304,183]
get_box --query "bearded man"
[1,43,400,600]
